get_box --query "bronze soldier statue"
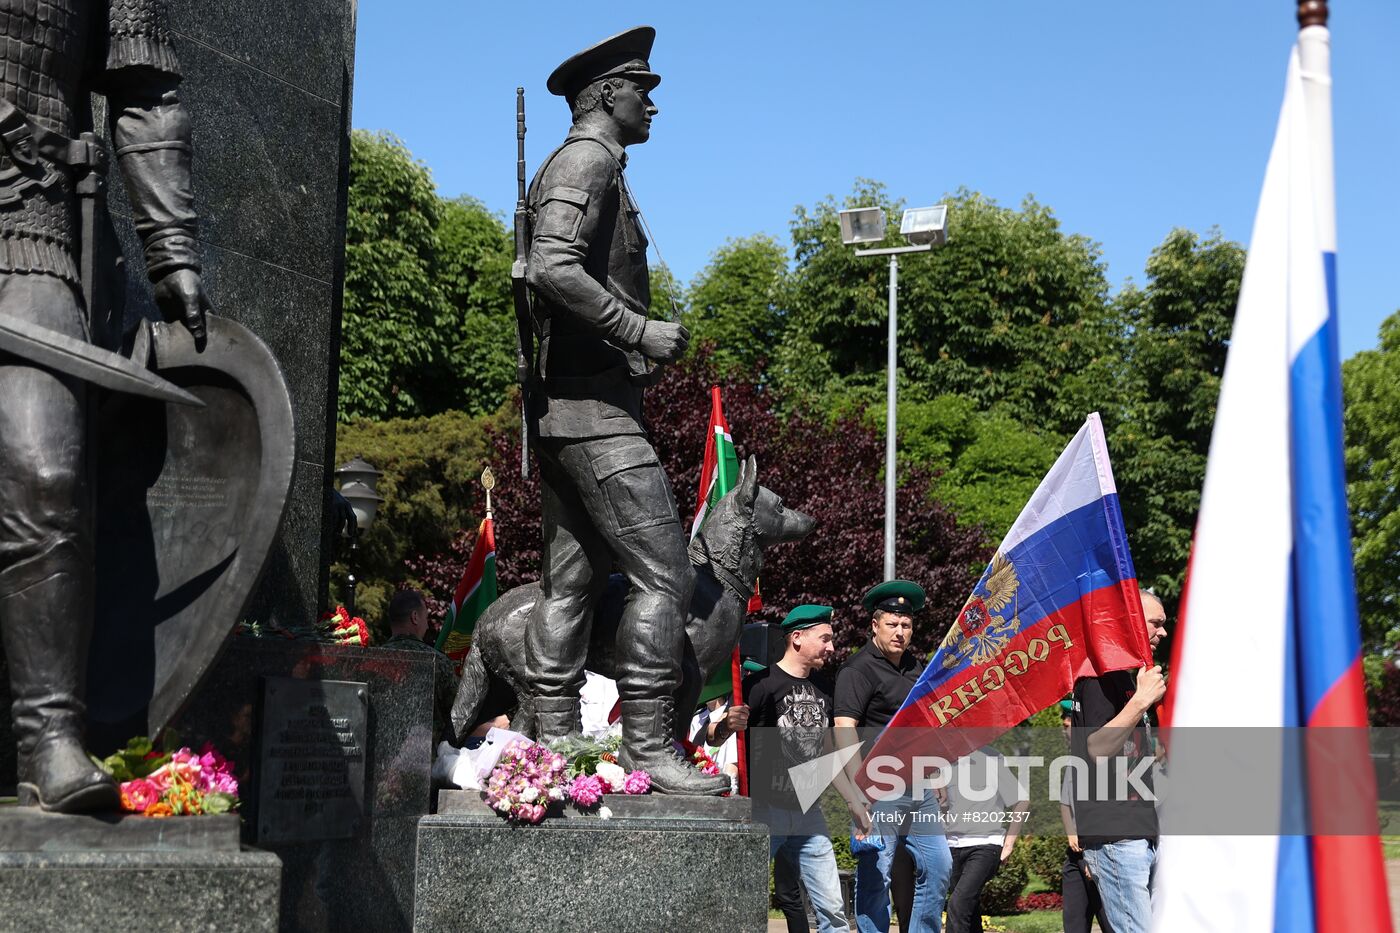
[522,26,727,794]
[0,0,209,812]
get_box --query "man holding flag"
[1069,589,1168,933]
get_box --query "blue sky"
[351,2,1399,358]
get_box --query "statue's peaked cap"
[547,26,660,98]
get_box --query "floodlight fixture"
[899,204,948,247]
[838,207,887,246]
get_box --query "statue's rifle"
[511,87,532,479]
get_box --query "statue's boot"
[533,696,582,745]
[2,567,118,813]
[618,698,730,796]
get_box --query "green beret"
[781,604,833,632]
[741,659,767,674]
[862,580,926,614]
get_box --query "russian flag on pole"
[860,413,1151,788]
[1152,22,1392,933]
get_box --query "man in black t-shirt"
[834,580,951,933]
[744,604,870,933]
[1069,590,1168,933]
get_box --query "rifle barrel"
[516,87,527,206]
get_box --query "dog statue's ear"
[739,455,759,507]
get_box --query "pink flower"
[567,774,604,808]
[622,770,651,795]
[120,778,160,812]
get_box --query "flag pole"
[481,466,495,520]
[1297,0,1327,28]
[731,648,748,796]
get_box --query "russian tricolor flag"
[860,413,1151,784]
[1153,21,1392,933]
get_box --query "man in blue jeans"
[746,605,872,933]
[1071,590,1169,933]
[835,581,953,933]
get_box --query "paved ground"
[765,861,1400,932]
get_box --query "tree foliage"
[898,394,1063,542]
[340,133,517,421]
[333,408,502,634]
[1108,229,1244,605]
[1343,309,1400,651]
[774,183,1117,437]
[683,235,790,375]
[404,350,990,659]
[340,131,447,420]
[427,196,516,415]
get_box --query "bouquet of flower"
[483,740,568,824]
[547,733,651,805]
[99,736,240,818]
[317,606,370,646]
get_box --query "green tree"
[332,408,502,634]
[1343,309,1400,651]
[340,131,450,421]
[429,196,516,415]
[684,234,790,375]
[774,182,1118,436]
[898,394,1063,542]
[1108,229,1244,603]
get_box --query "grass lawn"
[985,910,1065,933]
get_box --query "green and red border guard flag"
[693,387,760,706]
[435,517,497,674]
[691,385,757,794]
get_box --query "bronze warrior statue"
[0,0,210,812]
[520,26,727,794]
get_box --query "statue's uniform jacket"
[520,126,693,705]
[0,0,200,790]
[525,127,651,441]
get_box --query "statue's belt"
[0,96,108,205]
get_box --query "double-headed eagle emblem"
[940,551,1022,669]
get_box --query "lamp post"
[838,204,949,581]
[335,457,384,616]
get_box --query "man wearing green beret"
[835,581,953,933]
[743,605,872,933]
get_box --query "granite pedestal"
[0,807,281,933]
[413,807,771,933]
[170,639,435,933]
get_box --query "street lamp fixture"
[844,203,950,581]
[335,457,384,615]
[838,206,888,246]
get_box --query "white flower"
[595,761,626,792]
[493,797,511,812]
[520,786,540,803]
[548,786,564,801]
[598,806,613,820]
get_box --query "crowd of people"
[389,573,1169,933]
[719,582,1169,933]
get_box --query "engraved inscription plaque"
[257,677,369,845]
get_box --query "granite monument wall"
[106,0,358,628]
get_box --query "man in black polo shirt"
[835,581,953,933]
[1069,590,1167,933]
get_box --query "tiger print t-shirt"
[743,665,835,812]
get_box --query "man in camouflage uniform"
[522,26,726,794]
[0,0,209,812]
